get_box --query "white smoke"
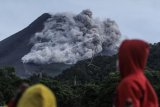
[22,9,121,64]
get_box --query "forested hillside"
[0,42,160,107]
[147,42,160,70]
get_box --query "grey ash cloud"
[22,9,121,65]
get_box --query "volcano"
[0,13,71,77]
[0,10,121,77]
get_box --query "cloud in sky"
[0,0,160,43]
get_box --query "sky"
[0,0,160,43]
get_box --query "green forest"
[1,42,160,107]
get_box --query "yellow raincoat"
[17,84,57,107]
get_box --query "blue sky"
[0,0,160,43]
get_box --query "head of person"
[7,83,29,107]
[118,39,149,78]
[17,84,57,107]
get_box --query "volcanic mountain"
[0,13,70,77]
[0,10,121,77]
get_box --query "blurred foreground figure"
[17,84,57,107]
[114,39,158,107]
[7,83,57,107]
[8,83,29,107]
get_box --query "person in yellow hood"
[16,84,57,107]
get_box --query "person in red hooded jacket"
[114,39,159,107]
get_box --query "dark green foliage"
[0,65,120,107]
[94,72,119,107]
[0,67,21,105]
[145,70,160,102]
[1,49,160,107]
[147,42,160,70]
[55,55,117,84]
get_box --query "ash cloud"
[22,9,121,64]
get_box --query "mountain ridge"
[0,13,52,76]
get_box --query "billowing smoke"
[22,9,121,65]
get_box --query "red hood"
[118,39,149,78]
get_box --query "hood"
[118,39,149,78]
[17,84,57,107]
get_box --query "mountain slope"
[0,13,51,76]
[0,10,121,77]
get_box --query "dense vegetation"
[0,67,160,107]
[0,42,160,107]
[0,66,119,107]
[147,42,160,70]
[55,55,117,84]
